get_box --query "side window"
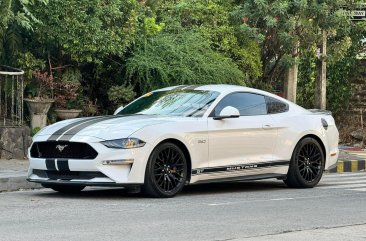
[265,96,289,114]
[214,92,267,116]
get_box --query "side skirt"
[191,173,287,185]
[190,160,290,184]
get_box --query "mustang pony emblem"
[56,145,68,152]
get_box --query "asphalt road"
[1,173,366,241]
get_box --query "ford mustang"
[27,85,339,197]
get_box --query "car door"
[207,92,278,171]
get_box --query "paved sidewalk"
[329,146,366,173]
[0,159,41,192]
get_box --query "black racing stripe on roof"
[171,85,187,90]
[171,85,204,91]
[182,85,203,90]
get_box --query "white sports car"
[27,85,339,197]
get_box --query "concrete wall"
[350,62,366,113]
[0,126,32,159]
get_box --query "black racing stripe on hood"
[54,116,118,142]
[54,114,144,142]
[47,116,105,141]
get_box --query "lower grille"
[33,169,107,180]
[30,141,98,159]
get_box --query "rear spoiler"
[307,109,332,115]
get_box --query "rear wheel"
[284,137,325,188]
[142,142,188,198]
[42,184,85,194]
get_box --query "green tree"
[297,20,366,112]
[18,0,145,114]
[31,0,141,63]
[0,0,47,65]
[126,25,245,92]
[167,0,262,81]
[232,0,354,85]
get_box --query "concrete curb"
[328,160,366,173]
[0,174,41,192]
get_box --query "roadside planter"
[24,98,54,129]
[54,109,82,120]
[53,68,83,120]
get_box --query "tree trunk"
[315,30,327,110]
[284,43,299,103]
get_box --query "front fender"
[130,120,209,172]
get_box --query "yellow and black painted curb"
[329,160,366,173]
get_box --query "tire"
[284,137,325,188]
[41,184,85,194]
[142,142,188,198]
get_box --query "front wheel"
[42,184,85,194]
[142,142,188,198]
[284,137,325,188]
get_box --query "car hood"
[35,115,175,141]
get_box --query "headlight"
[101,138,146,149]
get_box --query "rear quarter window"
[265,96,289,114]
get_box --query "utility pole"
[315,30,327,110]
[284,42,299,103]
[314,3,365,110]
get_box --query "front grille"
[33,169,107,180]
[30,141,98,159]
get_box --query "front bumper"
[325,147,339,170]
[27,141,153,186]
[27,178,141,187]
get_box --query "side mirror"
[213,106,240,120]
[113,106,124,115]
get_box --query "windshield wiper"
[186,99,215,117]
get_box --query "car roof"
[157,84,257,93]
[157,84,278,99]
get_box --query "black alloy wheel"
[298,142,323,182]
[142,142,188,198]
[284,137,325,188]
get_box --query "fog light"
[102,159,134,165]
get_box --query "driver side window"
[213,92,267,116]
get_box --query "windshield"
[117,89,220,117]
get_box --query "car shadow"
[32,179,287,199]
[181,180,287,196]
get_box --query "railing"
[0,65,24,126]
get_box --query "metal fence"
[0,65,24,126]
